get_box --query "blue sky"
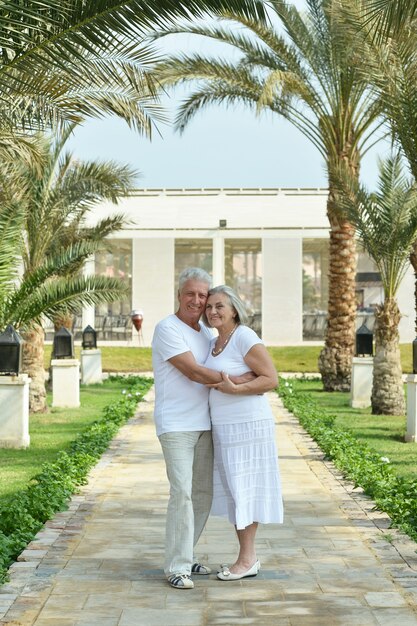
[67,2,390,190]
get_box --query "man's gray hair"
[178,267,212,290]
[202,285,249,326]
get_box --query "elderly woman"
[203,285,283,581]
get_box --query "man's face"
[177,279,209,324]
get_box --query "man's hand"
[233,370,257,384]
[206,371,237,394]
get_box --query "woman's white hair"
[203,285,249,326]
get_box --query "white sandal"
[167,573,194,589]
[217,560,260,581]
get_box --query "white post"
[80,349,103,385]
[405,374,417,442]
[212,234,225,287]
[0,374,30,448]
[350,357,373,408]
[262,238,303,345]
[51,359,80,408]
[82,256,96,329]
[132,238,174,346]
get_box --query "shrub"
[278,378,417,542]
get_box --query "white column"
[406,374,417,442]
[350,357,373,408]
[212,234,225,287]
[398,265,415,344]
[262,238,303,345]
[81,349,103,384]
[82,256,95,329]
[0,375,30,448]
[51,359,80,407]
[132,238,175,346]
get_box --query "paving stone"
[373,608,417,625]
[365,591,408,607]
[33,617,75,626]
[35,608,122,622]
[75,619,119,626]
[208,615,291,626]
[118,608,203,626]
[1,389,417,626]
[246,599,324,616]
[52,581,131,595]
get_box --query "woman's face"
[206,292,236,330]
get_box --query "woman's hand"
[206,371,237,394]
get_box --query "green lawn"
[43,344,323,373]
[0,379,131,498]
[268,346,322,372]
[269,343,414,373]
[43,343,415,374]
[291,378,417,481]
[44,345,153,372]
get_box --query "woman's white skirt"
[211,418,283,530]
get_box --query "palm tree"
[0,228,130,413]
[0,1,266,161]
[1,125,138,413]
[341,153,417,415]
[0,205,128,340]
[152,0,384,391]
[351,3,417,342]
[0,1,267,411]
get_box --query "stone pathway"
[1,386,417,625]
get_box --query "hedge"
[278,378,417,543]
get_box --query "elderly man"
[152,267,251,589]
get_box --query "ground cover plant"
[278,378,417,543]
[0,375,153,584]
[293,379,417,481]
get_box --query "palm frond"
[81,214,129,241]
[0,202,25,297]
[0,129,44,167]
[0,0,267,70]
[22,239,107,290]
[174,79,261,132]
[0,46,168,134]
[2,125,136,277]
[362,0,417,39]
[0,1,258,135]
[3,274,129,330]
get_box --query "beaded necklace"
[211,324,238,357]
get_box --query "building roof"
[92,187,330,232]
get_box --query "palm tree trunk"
[318,184,357,391]
[371,298,405,415]
[21,323,48,413]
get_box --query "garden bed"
[278,378,417,544]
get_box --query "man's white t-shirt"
[152,314,213,436]
[204,325,274,425]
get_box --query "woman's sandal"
[217,560,260,581]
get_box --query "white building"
[80,187,415,346]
